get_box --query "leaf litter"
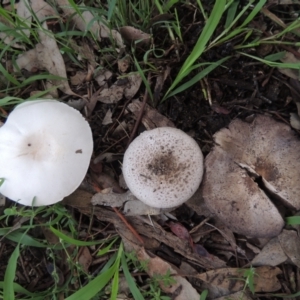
[1,0,300,299]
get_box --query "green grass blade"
[65,243,123,300]
[107,0,117,21]
[122,253,145,300]
[0,282,46,299]
[3,244,20,300]
[6,231,47,247]
[286,216,300,225]
[134,57,153,101]
[66,263,117,300]
[165,1,225,98]
[180,2,225,74]
[240,0,267,28]
[110,266,119,300]
[200,289,208,300]
[165,56,229,99]
[225,0,239,29]
[50,226,103,246]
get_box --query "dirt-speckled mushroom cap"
[122,127,204,208]
[202,115,300,237]
[0,99,93,206]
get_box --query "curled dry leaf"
[137,248,200,300]
[120,26,151,47]
[127,99,175,130]
[202,115,300,237]
[37,23,74,95]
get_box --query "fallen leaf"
[70,71,87,85]
[279,52,300,79]
[251,237,287,266]
[37,23,74,95]
[124,73,142,99]
[168,222,191,242]
[91,189,133,207]
[118,55,131,73]
[102,109,113,125]
[94,69,113,87]
[278,229,300,268]
[15,48,39,72]
[127,99,175,130]
[123,199,171,216]
[137,247,200,300]
[290,112,300,130]
[78,247,92,273]
[56,0,124,48]
[120,26,151,47]
[196,266,281,297]
[16,0,32,37]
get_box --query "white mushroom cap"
[0,99,93,206]
[122,127,204,208]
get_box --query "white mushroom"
[0,99,93,206]
[122,127,204,208]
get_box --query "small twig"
[112,207,144,245]
[126,73,151,149]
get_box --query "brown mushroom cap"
[202,115,300,237]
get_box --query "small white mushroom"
[122,127,204,208]
[0,99,93,206]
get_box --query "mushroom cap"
[122,127,204,208]
[0,99,93,206]
[201,115,300,237]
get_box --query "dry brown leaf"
[30,0,56,21]
[16,0,32,37]
[94,69,113,87]
[278,229,300,268]
[15,48,39,72]
[56,0,124,48]
[37,23,74,95]
[0,14,24,48]
[127,99,175,130]
[120,26,151,46]
[98,74,141,103]
[78,247,92,273]
[123,199,171,216]
[102,109,113,125]
[91,189,133,207]
[251,237,287,266]
[279,52,300,79]
[290,113,300,130]
[137,248,200,300]
[68,40,97,67]
[98,85,124,104]
[196,266,281,296]
[70,71,87,85]
[124,73,142,99]
[118,55,131,73]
